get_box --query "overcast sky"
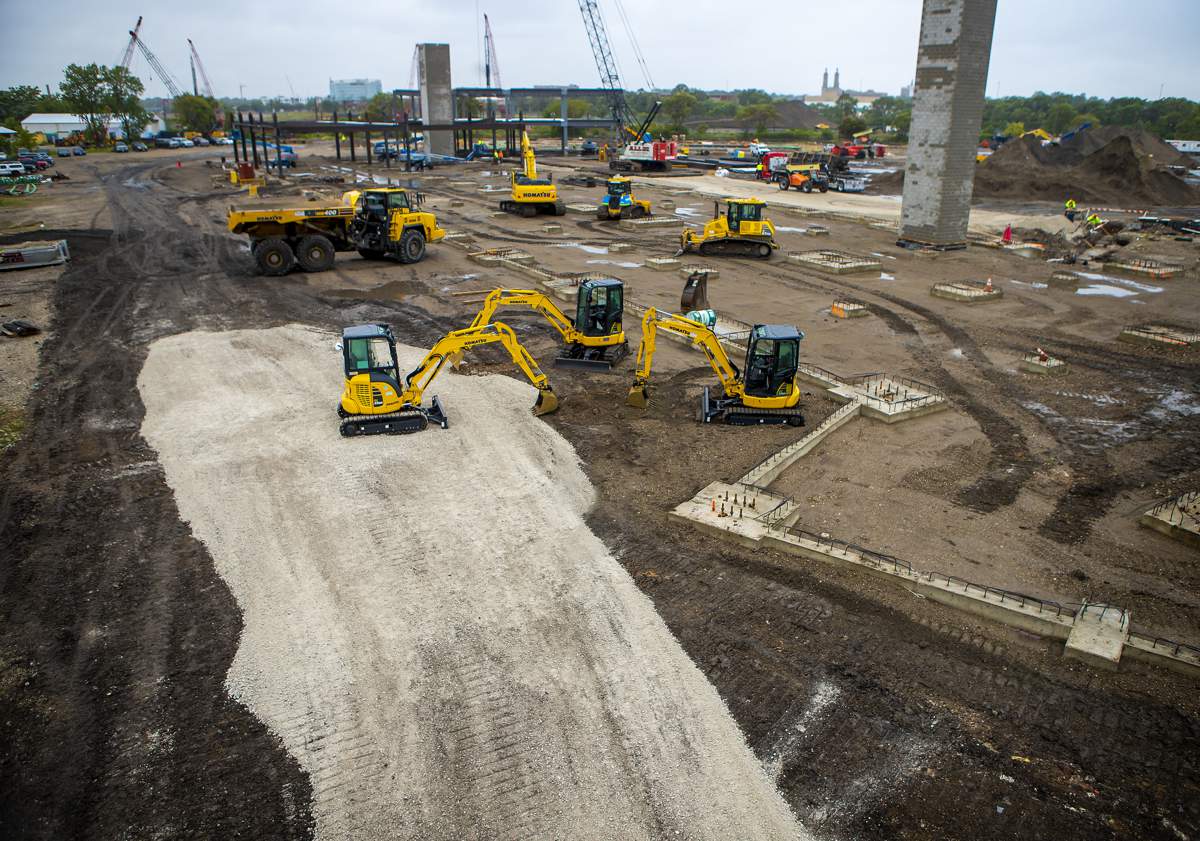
[2,0,1198,103]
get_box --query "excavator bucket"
[626,382,649,408]
[533,388,559,416]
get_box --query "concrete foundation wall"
[418,43,453,157]
[900,0,998,247]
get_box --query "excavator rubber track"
[339,397,449,436]
[700,387,804,426]
[553,341,629,372]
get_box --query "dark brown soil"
[2,154,1199,841]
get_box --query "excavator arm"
[520,130,538,180]
[466,289,578,342]
[402,321,558,416]
[626,307,742,407]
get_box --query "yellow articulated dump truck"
[227,187,444,276]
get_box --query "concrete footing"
[831,300,868,319]
[618,216,685,232]
[1139,491,1200,548]
[1018,353,1068,375]
[1118,324,1199,349]
[542,223,562,234]
[787,250,882,275]
[645,257,681,271]
[931,281,1003,303]
[608,242,634,253]
[679,265,719,280]
[1065,604,1129,670]
[1101,259,1183,279]
[565,203,596,214]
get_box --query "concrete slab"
[565,203,596,214]
[609,242,634,253]
[1018,353,1068,375]
[1139,491,1200,548]
[1101,259,1183,279]
[679,265,719,280]
[645,257,681,272]
[831,301,868,318]
[619,217,685,232]
[1065,604,1129,670]
[542,223,563,234]
[1118,324,1199,349]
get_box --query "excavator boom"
[627,307,741,407]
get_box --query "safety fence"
[795,362,847,387]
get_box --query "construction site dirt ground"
[1,149,1199,841]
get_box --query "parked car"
[132,141,148,152]
[71,146,86,156]
[18,156,49,171]
[114,142,129,153]
[0,162,26,176]
[179,139,194,148]
[56,147,73,157]
[194,137,210,146]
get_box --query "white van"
[0,161,26,176]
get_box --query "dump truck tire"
[254,238,295,276]
[398,229,426,264]
[296,235,335,272]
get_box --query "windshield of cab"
[345,337,396,376]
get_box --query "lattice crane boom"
[120,16,143,71]
[577,0,635,134]
[131,29,184,98]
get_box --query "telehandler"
[463,278,627,370]
[500,131,565,217]
[678,197,778,259]
[595,176,652,220]
[337,322,558,436]
[626,307,805,426]
[227,187,444,276]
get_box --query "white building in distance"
[20,112,166,140]
[329,79,383,102]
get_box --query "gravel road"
[139,324,808,840]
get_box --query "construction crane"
[128,25,184,98]
[577,0,636,135]
[119,16,143,71]
[187,39,223,126]
[483,14,506,117]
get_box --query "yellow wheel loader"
[679,197,778,259]
[595,176,652,221]
[227,187,444,276]
[337,322,558,436]
[500,130,565,218]
[626,307,805,426]
[463,278,628,370]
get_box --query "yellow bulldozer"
[626,307,804,425]
[596,176,652,221]
[679,197,778,259]
[500,130,565,217]
[337,322,558,436]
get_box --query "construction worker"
[1086,212,1103,228]
[1064,197,1077,221]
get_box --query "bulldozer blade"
[533,388,559,416]
[626,383,649,408]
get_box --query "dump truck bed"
[227,204,355,235]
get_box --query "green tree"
[735,103,777,136]
[1002,121,1025,137]
[61,63,111,144]
[736,89,772,106]
[1045,102,1076,135]
[838,115,867,138]
[173,94,219,131]
[660,90,697,131]
[106,66,148,141]
[834,93,859,119]
[368,91,401,118]
[0,85,46,126]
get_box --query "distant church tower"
[834,68,840,90]
[822,68,829,94]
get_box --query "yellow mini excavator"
[337,322,558,436]
[679,197,778,259]
[500,130,566,218]
[626,307,805,426]
[463,278,627,370]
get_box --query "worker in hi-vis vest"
[1064,197,1077,221]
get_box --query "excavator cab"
[339,324,409,419]
[742,325,802,398]
[575,278,624,338]
[606,177,632,207]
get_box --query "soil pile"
[869,127,1200,207]
[139,325,809,841]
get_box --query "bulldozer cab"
[743,325,802,398]
[342,324,400,384]
[726,199,764,230]
[607,178,632,197]
[575,278,623,338]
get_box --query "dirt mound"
[870,128,1200,207]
